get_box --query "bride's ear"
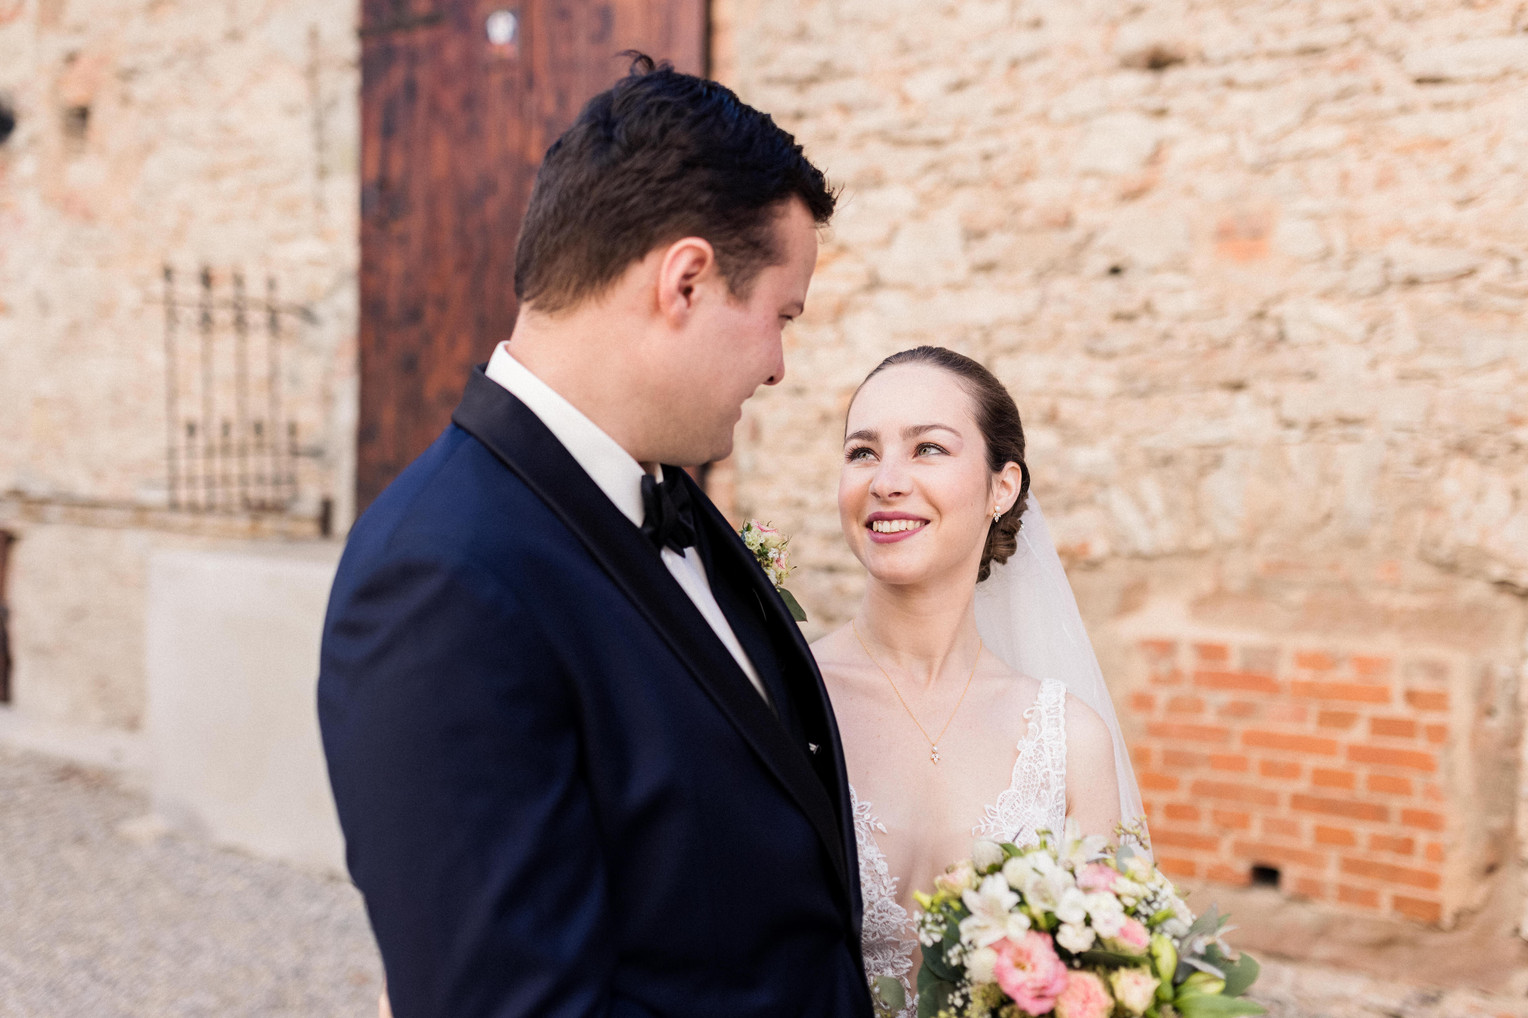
[992,460,1025,515]
[655,236,719,325]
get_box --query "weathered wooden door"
[358,0,707,511]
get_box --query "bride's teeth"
[871,519,924,533]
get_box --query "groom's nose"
[763,340,786,386]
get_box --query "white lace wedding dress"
[853,677,1068,1018]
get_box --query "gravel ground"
[3,745,1526,1018]
[0,746,381,1017]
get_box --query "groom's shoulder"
[343,422,565,573]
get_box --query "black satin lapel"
[690,520,794,725]
[681,477,859,892]
[451,369,850,898]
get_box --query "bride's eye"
[915,442,947,456]
[845,446,876,463]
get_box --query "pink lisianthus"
[1054,970,1114,1018]
[1106,916,1151,955]
[1077,862,1120,894]
[992,932,1069,1014]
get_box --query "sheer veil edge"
[973,495,1148,840]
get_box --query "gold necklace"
[851,620,982,765]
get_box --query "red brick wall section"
[1130,640,1452,925]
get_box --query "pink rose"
[992,932,1069,1014]
[1077,862,1120,894]
[1107,917,1150,955]
[1054,970,1114,1018]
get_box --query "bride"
[810,346,1145,1016]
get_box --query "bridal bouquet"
[906,822,1263,1018]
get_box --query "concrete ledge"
[0,707,150,788]
[145,541,345,875]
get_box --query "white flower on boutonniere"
[739,520,807,622]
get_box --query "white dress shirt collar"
[483,342,655,528]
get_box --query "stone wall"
[0,0,359,732]
[713,0,1528,948]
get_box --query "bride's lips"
[865,511,929,544]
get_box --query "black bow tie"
[640,472,698,554]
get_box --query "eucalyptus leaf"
[1221,953,1261,998]
[1186,905,1222,941]
[873,976,907,1014]
[778,588,808,622]
[918,929,960,984]
[916,968,954,1018]
[1181,956,1228,979]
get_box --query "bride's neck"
[855,579,981,690]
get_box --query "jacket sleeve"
[318,553,654,1018]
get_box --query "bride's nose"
[868,456,910,500]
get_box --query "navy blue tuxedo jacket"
[318,368,872,1018]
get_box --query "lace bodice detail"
[853,678,1068,1018]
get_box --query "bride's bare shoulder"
[982,654,1044,711]
[809,624,866,691]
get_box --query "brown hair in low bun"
[854,346,1030,582]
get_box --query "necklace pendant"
[930,745,940,764]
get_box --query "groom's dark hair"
[514,53,836,314]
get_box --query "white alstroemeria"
[972,839,1007,874]
[1055,818,1111,868]
[1085,892,1127,938]
[1023,862,1076,914]
[965,945,999,984]
[960,874,1031,948]
[1054,887,1089,926]
[1056,921,1097,954]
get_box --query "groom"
[319,56,871,1018]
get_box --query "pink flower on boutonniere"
[739,519,807,621]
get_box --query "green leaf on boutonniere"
[777,587,808,622]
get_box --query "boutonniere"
[740,519,807,622]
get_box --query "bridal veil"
[973,495,1147,836]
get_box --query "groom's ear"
[655,236,719,324]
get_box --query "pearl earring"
[992,509,1001,524]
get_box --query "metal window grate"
[162,265,317,513]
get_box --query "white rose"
[965,945,999,984]
[1056,921,1096,954]
[1085,893,1126,938]
[972,839,1007,874]
[935,858,978,895]
[1110,967,1160,1016]
[1002,854,1035,890]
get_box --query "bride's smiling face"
[839,363,1002,587]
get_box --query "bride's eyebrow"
[844,428,878,445]
[905,424,959,439]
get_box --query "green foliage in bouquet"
[909,822,1265,1018]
